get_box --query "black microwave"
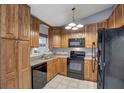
[68,38,85,47]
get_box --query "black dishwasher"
[32,63,47,89]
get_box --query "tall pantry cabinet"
[0,4,31,88]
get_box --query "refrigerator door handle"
[91,42,96,73]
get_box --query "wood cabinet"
[85,24,97,48]
[0,4,31,89]
[18,5,30,40]
[47,58,67,81]
[47,58,58,81]
[0,39,31,89]
[84,59,98,82]
[108,12,115,28]
[47,60,53,81]
[0,4,19,39]
[53,28,61,48]
[49,27,85,48]
[48,27,62,48]
[61,29,68,48]
[115,5,123,28]
[48,28,53,48]
[122,4,124,24]
[0,4,30,40]
[97,20,108,29]
[17,41,31,88]
[58,58,67,76]
[0,39,18,88]
[30,15,40,48]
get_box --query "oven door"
[67,58,84,80]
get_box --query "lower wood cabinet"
[0,39,18,88]
[47,58,58,81]
[17,41,31,88]
[57,58,67,76]
[0,39,31,89]
[47,57,98,82]
[47,58,67,81]
[84,59,98,82]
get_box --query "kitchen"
[0,4,124,89]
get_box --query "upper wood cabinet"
[53,27,62,48]
[122,5,124,24]
[18,5,30,40]
[61,29,68,48]
[48,27,61,48]
[97,20,108,29]
[0,4,19,39]
[17,41,31,88]
[108,11,115,28]
[48,28,53,49]
[30,15,40,48]
[0,4,30,40]
[0,39,18,88]
[115,5,123,28]
[85,24,97,48]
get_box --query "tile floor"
[43,75,97,89]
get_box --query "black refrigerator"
[97,28,124,89]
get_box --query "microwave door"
[69,38,85,47]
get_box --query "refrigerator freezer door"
[104,29,124,89]
[97,29,106,89]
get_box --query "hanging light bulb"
[77,24,84,28]
[65,7,83,30]
[65,26,71,30]
[68,22,76,27]
[72,27,78,30]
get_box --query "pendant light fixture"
[65,7,83,30]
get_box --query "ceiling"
[29,4,113,26]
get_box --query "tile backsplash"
[50,48,97,56]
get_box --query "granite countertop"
[30,55,69,67]
[30,54,94,67]
[84,55,92,60]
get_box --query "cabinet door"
[0,4,18,39]
[30,16,40,48]
[115,5,123,28]
[84,59,98,82]
[122,4,124,24]
[61,29,68,48]
[59,58,67,76]
[17,41,31,88]
[108,12,115,28]
[47,60,54,81]
[0,39,18,88]
[53,28,61,48]
[84,61,90,80]
[85,24,97,48]
[54,59,58,76]
[48,28,53,49]
[18,5,30,40]
[97,20,108,29]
